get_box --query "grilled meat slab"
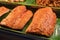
[0,6,33,30]
[26,7,56,36]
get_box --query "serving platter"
[0,1,60,40]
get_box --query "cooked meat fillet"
[0,6,33,30]
[13,10,33,29]
[0,6,26,28]
[26,7,56,36]
[0,6,9,17]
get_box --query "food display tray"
[0,2,60,40]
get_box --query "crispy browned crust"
[0,6,33,29]
[26,7,56,36]
[36,0,60,7]
[0,6,9,17]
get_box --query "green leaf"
[24,0,35,4]
[49,18,60,40]
[0,0,60,10]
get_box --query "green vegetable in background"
[49,19,60,40]
[0,0,60,9]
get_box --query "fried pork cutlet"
[0,6,33,30]
[26,7,56,36]
[0,6,10,17]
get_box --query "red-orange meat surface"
[0,6,33,30]
[0,6,9,17]
[26,7,56,36]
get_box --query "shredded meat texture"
[36,0,60,7]
[26,7,56,36]
[0,6,9,17]
[0,6,33,30]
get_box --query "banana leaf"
[0,0,60,9]
[49,18,60,40]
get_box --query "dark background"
[0,29,47,40]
